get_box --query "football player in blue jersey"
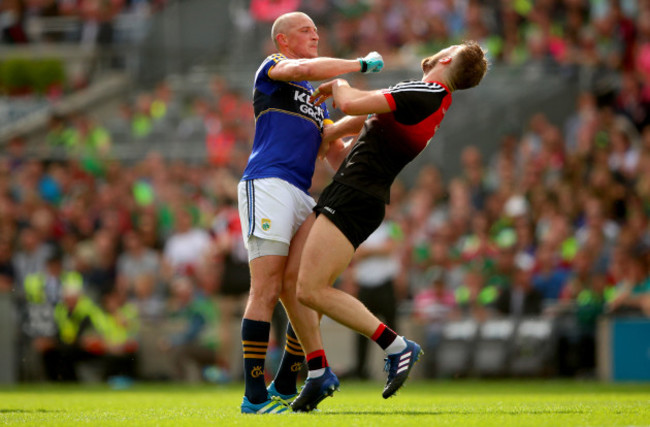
[237,11,384,414]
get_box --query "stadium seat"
[434,318,478,378]
[509,317,556,377]
[473,318,516,377]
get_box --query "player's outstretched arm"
[311,78,392,116]
[269,52,383,82]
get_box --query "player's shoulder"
[255,54,288,82]
[260,53,288,71]
[267,53,287,64]
[388,80,448,94]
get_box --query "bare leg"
[293,216,419,406]
[243,255,285,321]
[279,214,323,353]
[296,215,383,352]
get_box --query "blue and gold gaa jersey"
[241,53,332,194]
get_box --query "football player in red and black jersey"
[290,41,489,412]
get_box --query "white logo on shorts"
[323,207,336,215]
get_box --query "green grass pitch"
[1,380,649,426]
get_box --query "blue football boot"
[382,338,423,399]
[267,381,298,405]
[241,396,291,414]
[290,367,340,412]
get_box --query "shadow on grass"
[0,409,62,414]
[324,409,589,416]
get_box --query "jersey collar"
[425,80,451,93]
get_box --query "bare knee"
[248,268,283,314]
[280,268,297,297]
[248,284,281,313]
[296,279,320,311]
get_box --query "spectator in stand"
[633,8,650,99]
[51,277,104,381]
[12,226,54,301]
[0,0,29,43]
[615,72,650,132]
[575,195,621,250]
[133,209,164,252]
[116,230,162,300]
[78,229,118,302]
[128,264,166,322]
[532,241,570,303]
[401,189,437,292]
[416,230,461,294]
[0,239,15,294]
[77,0,124,51]
[249,0,299,23]
[460,145,489,211]
[18,250,63,381]
[608,125,640,182]
[495,255,542,318]
[161,207,211,280]
[455,262,497,322]
[457,211,498,264]
[98,290,139,386]
[564,91,599,155]
[606,247,650,317]
[159,275,222,382]
[484,229,519,292]
[552,247,609,377]
[537,124,566,186]
[412,267,458,377]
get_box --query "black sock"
[306,349,328,371]
[242,318,270,404]
[371,323,398,350]
[272,322,305,395]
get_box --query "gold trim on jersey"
[256,108,322,131]
[270,53,286,63]
[286,81,309,90]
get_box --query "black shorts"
[314,181,385,249]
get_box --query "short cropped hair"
[448,41,489,90]
[271,12,309,49]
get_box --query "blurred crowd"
[249,0,650,94]
[2,73,649,383]
[0,0,649,384]
[0,0,167,45]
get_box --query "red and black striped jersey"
[333,80,452,203]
